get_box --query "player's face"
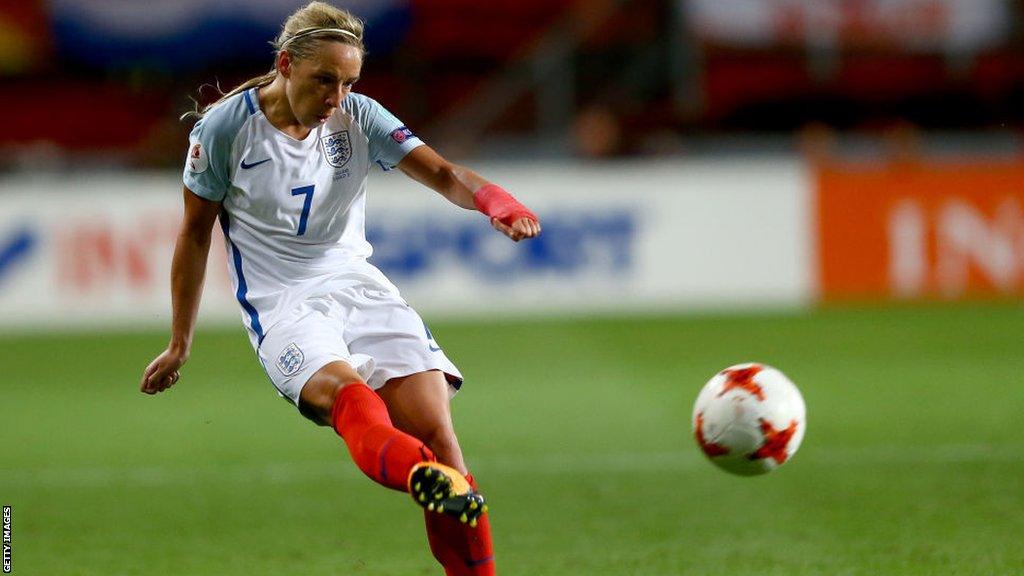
[285,42,362,129]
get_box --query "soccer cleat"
[408,462,487,527]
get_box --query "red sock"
[425,472,495,576]
[331,382,434,492]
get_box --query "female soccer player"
[139,3,539,574]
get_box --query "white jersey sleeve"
[344,93,424,171]
[182,93,251,201]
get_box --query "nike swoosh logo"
[240,158,271,169]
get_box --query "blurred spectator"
[572,105,623,158]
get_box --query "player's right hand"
[140,348,187,395]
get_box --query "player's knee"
[299,362,365,425]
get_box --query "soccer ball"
[692,363,806,476]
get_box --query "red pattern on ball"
[749,418,799,464]
[718,365,766,401]
[694,413,730,457]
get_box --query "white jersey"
[183,88,424,347]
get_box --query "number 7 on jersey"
[291,185,315,236]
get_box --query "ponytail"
[180,71,276,121]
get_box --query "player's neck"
[258,81,313,141]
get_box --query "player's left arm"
[397,145,541,242]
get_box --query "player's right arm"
[140,187,221,395]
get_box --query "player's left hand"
[490,216,541,242]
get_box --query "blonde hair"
[184,2,364,120]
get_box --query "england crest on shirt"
[320,130,352,167]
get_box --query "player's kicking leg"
[378,370,495,575]
[298,362,487,528]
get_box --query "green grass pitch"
[2,305,1023,575]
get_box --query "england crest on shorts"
[320,130,351,167]
[276,343,305,376]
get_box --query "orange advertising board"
[817,160,1024,300]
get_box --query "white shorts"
[255,282,463,407]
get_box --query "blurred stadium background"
[2,1,1023,575]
